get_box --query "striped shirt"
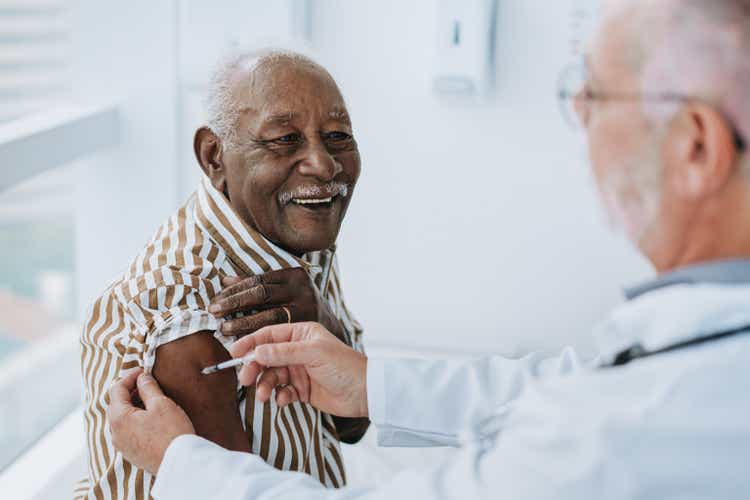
[75,176,363,500]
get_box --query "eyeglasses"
[557,62,746,152]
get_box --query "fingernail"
[208,304,221,314]
[222,322,233,332]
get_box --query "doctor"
[107,0,750,498]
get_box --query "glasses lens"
[557,63,587,129]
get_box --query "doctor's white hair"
[205,48,323,150]
[628,0,750,158]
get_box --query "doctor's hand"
[107,369,195,475]
[230,322,369,418]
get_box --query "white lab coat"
[152,283,750,499]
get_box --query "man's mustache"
[278,182,350,205]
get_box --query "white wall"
[312,0,651,355]
[70,0,180,317]
[70,0,653,355]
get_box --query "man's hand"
[209,268,347,342]
[230,322,369,418]
[107,369,195,475]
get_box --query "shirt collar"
[194,176,333,277]
[595,259,750,364]
[624,259,750,300]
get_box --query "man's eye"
[325,131,351,141]
[274,133,301,144]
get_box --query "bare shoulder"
[152,331,250,452]
[153,331,230,377]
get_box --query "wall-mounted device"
[433,0,497,96]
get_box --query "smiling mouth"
[290,195,339,209]
[279,182,350,209]
[292,196,333,205]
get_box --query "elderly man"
[108,0,750,498]
[76,50,368,499]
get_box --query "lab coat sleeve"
[367,347,588,447]
[152,434,378,500]
[152,415,607,500]
[150,366,622,500]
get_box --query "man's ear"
[194,127,228,193]
[665,103,738,200]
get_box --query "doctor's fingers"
[229,322,317,358]
[253,340,320,369]
[136,372,172,411]
[252,365,311,405]
[237,360,264,387]
[255,367,291,402]
[237,360,310,400]
[107,369,143,421]
[276,384,300,407]
[288,365,311,403]
[230,323,298,359]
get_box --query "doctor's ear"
[194,126,228,194]
[664,104,739,200]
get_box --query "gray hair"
[636,0,750,154]
[205,48,322,150]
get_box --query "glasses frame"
[557,63,747,152]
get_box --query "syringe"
[201,352,256,375]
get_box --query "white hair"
[205,48,323,150]
[596,0,750,245]
[635,0,750,153]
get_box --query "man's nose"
[297,142,342,181]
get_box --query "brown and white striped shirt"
[75,176,363,500]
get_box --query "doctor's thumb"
[137,372,167,409]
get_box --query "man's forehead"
[234,106,351,130]
[255,108,351,125]
[229,61,348,124]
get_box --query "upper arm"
[152,331,250,453]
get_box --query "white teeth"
[292,197,333,205]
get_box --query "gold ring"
[281,306,292,324]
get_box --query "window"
[0,165,80,472]
[0,0,77,474]
[0,0,70,122]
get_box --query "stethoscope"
[606,323,750,367]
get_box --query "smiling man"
[76,50,366,500]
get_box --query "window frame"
[0,104,120,494]
[0,104,119,191]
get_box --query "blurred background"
[0,0,651,497]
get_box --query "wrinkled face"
[577,16,664,247]
[209,61,360,255]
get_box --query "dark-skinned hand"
[208,268,347,343]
